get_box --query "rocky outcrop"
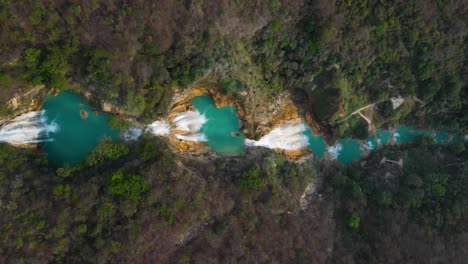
[1,85,47,124]
[167,87,323,159]
[166,136,211,155]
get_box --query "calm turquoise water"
[329,126,458,164]
[337,138,362,164]
[375,129,391,145]
[192,95,245,156]
[395,126,433,143]
[303,125,326,157]
[38,92,460,165]
[42,91,119,165]
[434,129,449,144]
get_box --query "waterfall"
[245,123,309,150]
[123,127,143,141]
[169,110,208,142]
[172,111,207,132]
[145,110,208,142]
[327,144,342,160]
[146,120,171,136]
[174,133,207,142]
[0,110,59,145]
[362,140,375,151]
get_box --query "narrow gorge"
[0,88,464,166]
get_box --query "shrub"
[84,139,129,167]
[345,211,360,230]
[107,116,130,129]
[237,166,263,192]
[125,91,146,116]
[77,224,87,234]
[377,191,393,206]
[138,136,158,161]
[109,169,151,201]
[24,48,41,69]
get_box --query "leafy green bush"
[138,136,159,161]
[345,211,360,230]
[237,166,263,192]
[0,72,14,89]
[24,48,41,69]
[376,191,393,206]
[76,224,87,234]
[84,139,129,167]
[107,116,130,129]
[109,169,151,201]
[23,46,71,89]
[125,91,146,116]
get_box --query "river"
[0,91,464,165]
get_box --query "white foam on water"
[362,140,375,151]
[393,132,400,142]
[174,133,207,142]
[146,120,171,136]
[172,111,207,132]
[0,110,59,145]
[123,127,143,141]
[245,123,309,150]
[244,139,256,147]
[327,144,342,160]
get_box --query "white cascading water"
[172,110,208,142]
[244,123,309,150]
[145,111,208,142]
[172,111,207,132]
[146,120,171,136]
[175,133,207,142]
[327,144,342,160]
[362,140,375,151]
[0,110,59,145]
[122,127,143,141]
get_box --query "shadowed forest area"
[0,0,467,263]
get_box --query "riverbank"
[1,88,466,166]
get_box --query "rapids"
[1,91,466,165]
[245,123,309,150]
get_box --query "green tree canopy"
[109,169,151,201]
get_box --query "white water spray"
[172,111,207,132]
[146,120,171,136]
[123,127,143,141]
[175,133,207,142]
[0,110,59,145]
[145,111,208,142]
[327,144,342,160]
[362,140,375,151]
[245,123,309,150]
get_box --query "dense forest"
[0,0,467,263]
